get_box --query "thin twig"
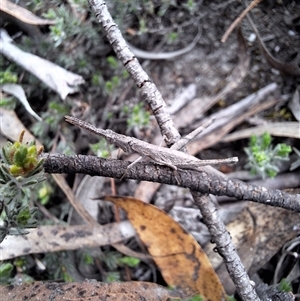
[127,26,202,60]
[88,0,180,145]
[221,0,263,43]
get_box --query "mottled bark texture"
[192,193,259,300]
[43,154,300,213]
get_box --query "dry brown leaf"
[1,0,55,25]
[0,280,182,301]
[105,195,228,300]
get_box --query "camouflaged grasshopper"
[65,116,238,173]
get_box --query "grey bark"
[192,193,259,300]
[43,154,300,213]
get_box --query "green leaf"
[107,56,119,69]
[16,207,31,226]
[9,165,24,176]
[118,256,140,267]
[0,70,18,84]
[0,263,14,282]
[14,146,28,166]
[105,271,120,283]
[249,135,257,147]
[261,132,272,149]
[278,278,292,292]
[266,169,277,178]
[244,132,291,179]
[185,295,204,301]
[83,253,94,265]
[62,270,74,282]
[276,144,291,157]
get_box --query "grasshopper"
[65,116,238,173]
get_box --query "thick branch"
[43,154,300,213]
[192,193,258,300]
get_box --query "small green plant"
[107,56,120,69]
[42,252,74,282]
[244,132,291,179]
[25,0,44,12]
[104,271,121,283]
[92,73,104,86]
[83,253,94,265]
[185,295,203,301]
[105,75,120,94]
[44,6,82,48]
[38,182,53,205]
[182,0,197,15]
[167,32,178,44]
[0,263,14,284]
[104,57,128,94]
[123,102,151,132]
[49,16,67,47]
[117,256,140,268]
[100,250,122,270]
[98,251,140,282]
[90,139,115,158]
[61,266,74,282]
[40,4,100,76]
[0,69,18,84]
[0,96,16,110]
[0,131,45,242]
[278,278,292,293]
[138,18,147,34]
